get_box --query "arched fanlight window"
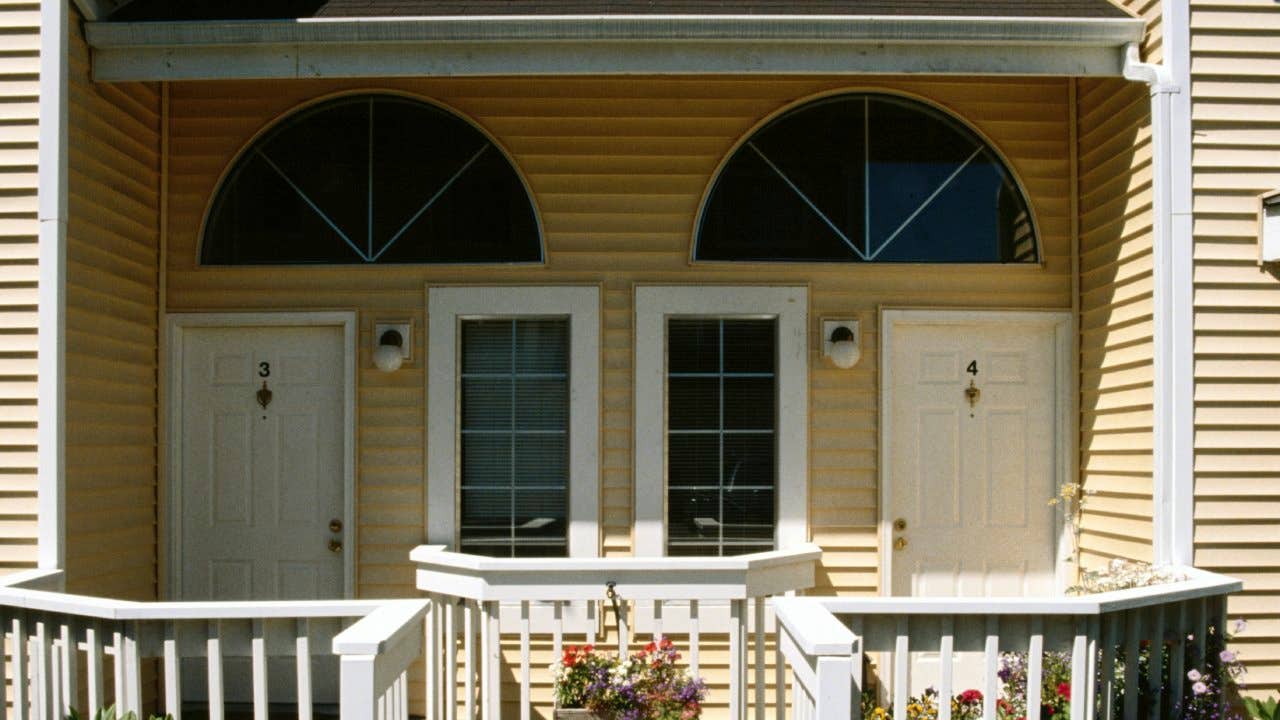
[202,94,541,265]
[695,93,1038,263]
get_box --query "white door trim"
[878,308,1073,597]
[165,312,358,600]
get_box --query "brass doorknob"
[893,537,908,551]
[893,518,907,531]
[328,538,343,553]
[329,518,343,533]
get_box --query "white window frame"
[427,286,601,558]
[634,286,808,557]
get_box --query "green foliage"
[1243,696,1280,720]
[65,704,173,720]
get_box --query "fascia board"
[85,15,1146,81]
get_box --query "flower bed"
[552,637,707,720]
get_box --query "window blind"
[459,318,569,557]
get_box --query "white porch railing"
[774,566,1243,720]
[0,570,427,720]
[412,543,824,720]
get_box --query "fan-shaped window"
[695,93,1038,264]
[202,95,541,265]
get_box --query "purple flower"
[1233,618,1247,635]
[1220,650,1237,663]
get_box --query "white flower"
[1192,681,1208,695]
[1187,669,1202,682]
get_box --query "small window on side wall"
[695,93,1038,264]
[202,94,542,266]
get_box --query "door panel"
[177,324,347,704]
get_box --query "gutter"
[37,0,68,576]
[1121,9,1195,568]
[84,13,1145,81]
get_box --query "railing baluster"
[689,599,699,677]
[400,670,410,720]
[1099,612,1118,720]
[939,616,954,720]
[34,618,50,720]
[653,598,663,642]
[617,598,629,656]
[755,596,766,720]
[464,599,476,720]
[849,616,863,720]
[122,622,142,716]
[1086,616,1100,720]
[207,619,225,720]
[60,620,78,719]
[1027,617,1043,720]
[730,599,747,720]
[520,600,531,720]
[1189,598,1206,670]
[13,615,29,720]
[163,620,182,719]
[1069,619,1087,720]
[112,627,125,712]
[985,616,1000,720]
[893,617,908,720]
[425,598,438,720]
[586,599,597,646]
[1147,606,1165,720]
[1166,602,1187,720]
[296,618,313,720]
[481,601,500,720]
[775,621,787,720]
[445,600,458,720]
[0,610,8,717]
[552,600,563,661]
[252,618,268,720]
[84,622,102,714]
[1123,610,1140,720]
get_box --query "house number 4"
[966,360,978,376]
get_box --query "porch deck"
[0,554,1241,720]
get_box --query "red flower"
[644,641,657,654]
[959,689,983,704]
[1057,682,1071,698]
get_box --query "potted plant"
[552,636,707,719]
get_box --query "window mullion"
[509,319,518,558]
[717,319,725,557]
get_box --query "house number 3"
[258,362,271,378]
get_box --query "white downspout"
[36,0,69,574]
[1122,9,1195,567]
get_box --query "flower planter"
[553,709,602,720]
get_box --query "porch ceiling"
[85,2,1145,81]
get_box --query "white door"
[179,325,347,601]
[885,313,1065,598]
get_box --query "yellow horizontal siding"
[1191,0,1280,695]
[1075,77,1156,569]
[0,0,37,574]
[63,13,161,600]
[163,75,1074,715]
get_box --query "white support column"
[37,0,71,574]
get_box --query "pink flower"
[1220,650,1237,663]
[1233,618,1248,634]
[1187,669,1202,682]
[1192,681,1208,695]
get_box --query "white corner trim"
[425,285,602,558]
[164,312,359,599]
[1123,27,1194,566]
[36,0,69,571]
[633,285,809,558]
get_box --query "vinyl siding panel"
[64,13,161,599]
[165,75,1072,714]
[1190,0,1280,694]
[0,1,38,573]
[1076,76,1156,567]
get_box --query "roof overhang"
[85,14,1146,81]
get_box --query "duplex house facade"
[0,0,1274,717]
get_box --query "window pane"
[460,318,569,557]
[695,93,1038,264]
[667,319,777,556]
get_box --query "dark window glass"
[459,319,568,558]
[202,95,541,265]
[696,94,1038,264]
[666,318,776,556]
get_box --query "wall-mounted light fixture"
[822,319,861,369]
[373,321,412,372]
